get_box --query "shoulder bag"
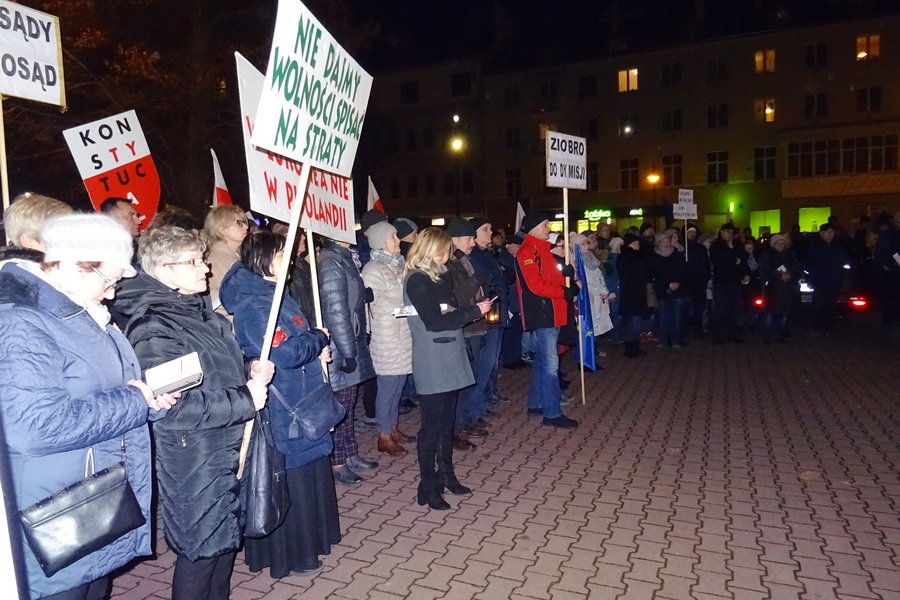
[240,407,291,538]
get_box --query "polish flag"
[210,148,233,206]
[514,201,526,235]
[367,176,384,212]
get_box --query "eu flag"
[574,245,597,371]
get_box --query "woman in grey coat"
[402,228,490,510]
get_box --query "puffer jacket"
[361,257,412,375]
[114,271,256,561]
[0,261,153,599]
[317,240,375,390]
[220,262,334,469]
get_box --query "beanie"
[360,209,388,233]
[393,217,418,240]
[366,221,396,253]
[42,214,136,276]
[468,216,491,232]
[521,211,549,235]
[447,217,476,237]
[623,233,640,248]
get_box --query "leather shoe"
[346,455,378,470]
[463,424,487,438]
[392,425,416,443]
[333,465,363,484]
[378,433,407,456]
[542,415,579,429]
[453,435,475,450]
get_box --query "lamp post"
[646,171,660,230]
[450,114,465,216]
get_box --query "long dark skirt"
[243,455,341,577]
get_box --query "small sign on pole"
[674,189,698,261]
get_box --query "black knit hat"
[360,209,388,233]
[623,233,640,247]
[447,217,476,237]
[469,216,491,232]
[521,211,550,235]
[393,217,418,240]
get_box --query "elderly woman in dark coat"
[114,226,273,600]
[759,233,801,343]
[618,233,652,358]
[220,231,341,577]
[403,228,490,510]
[317,237,377,484]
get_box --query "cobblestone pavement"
[111,318,900,599]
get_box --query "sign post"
[674,189,698,261]
[545,130,587,404]
[236,0,372,478]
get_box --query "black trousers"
[811,288,840,331]
[712,284,741,339]
[361,377,377,419]
[417,390,457,489]
[172,550,237,600]
[43,577,110,600]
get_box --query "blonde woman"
[203,205,249,311]
[402,228,490,510]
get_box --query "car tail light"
[849,296,868,310]
[754,297,764,308]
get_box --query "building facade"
[361,15,900,235]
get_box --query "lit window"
[857,35,880,61]
[755,99,776,123]
[618,68,639,92]
[754,50,776,73]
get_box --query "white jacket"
[361,259,412,375]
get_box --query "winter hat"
[43,213,136,277]
[393,217,418,240]
[639,222,655,235]
[360,209,388,233]
[608,237,624,252]
[623,233,640,248]
[521,211,549,235]
[698,232,714,245]
[720,222,737,231]
[769,233,786,248]
[367,221,396,252]
[654,231,671,246]
[569,232,586,251]
[448,217,476,237]
[469,216,491,232]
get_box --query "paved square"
[111,320,900,599]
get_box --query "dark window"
[443,173,455,195]
[577,74,597,98]
[505,169,521,198]
[706,56,728,81]
[662,63,682,86]
[581,118,599,140]
[662,155,683,186]
[588,162,598,192]
[406,176,418,198]
[400,81,418,104]
[405,129,416,151]
[451,73,472,96]
[505,128,520,149]
[707,104,728,127]
[423,127,434,150]
[462,171,473,194]
[619,114,638,137]
[389,177,400,199]
[503,87,520,107]
[424,174,436,196]
[805,42,828,68]
[857,86,882,113]
[804,93,828,119]
[754,147,776,181]
[663,109,682,132]
[706,151,728,183]
[540,80,558,98]
[787,136,895,178]
[620,158,639,190]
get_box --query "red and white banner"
[210,148,233,206]
[62,110,160,226]
[235,52,355,244]
[367,176,383,213]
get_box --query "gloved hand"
[365,287,375,303]
[561,264,575,278]
[563,285,579,301]
[339,357,357,373]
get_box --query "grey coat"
[403,270,481,395]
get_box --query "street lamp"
[450,114,465,215]
[646,171,660,230]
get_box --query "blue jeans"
[657,297,688,345]
[521,330,536,354]
[375,374,407,435]
[464,327,502,416]
[527,327,562,419]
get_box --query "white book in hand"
[144,352,204,396]
[392,305,418,318]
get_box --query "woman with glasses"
[113,226,274,600]
[204,205,249,313]
[0,214,176,600]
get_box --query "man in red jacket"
[515,212,579,429]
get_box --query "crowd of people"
[1,190,899,600]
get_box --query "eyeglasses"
[164,257,206,268]
[234,219,249,227]
[91,267,118,291]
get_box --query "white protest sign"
[250,0,372,178]
[62,110,160,223]
[236,53,355,244]
[678,188,694,203]
[546,131,587,190]
[0,1,65,107]
[673,189,698,221]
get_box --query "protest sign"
[0,1,65,107]
[62,110,160,224]
[546,131,587,190]
[673,188,698,220]
[249,0,372,178]
[236,52,356,244]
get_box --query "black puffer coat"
[317,240,375,391]
[618,246,652,318]
[114,271,256,561]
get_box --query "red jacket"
[515,234,569,330]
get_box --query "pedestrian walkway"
[111,321,900,599]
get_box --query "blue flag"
[574,245,597,372]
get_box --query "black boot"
[417,435,450,510]
[437,434,472,495]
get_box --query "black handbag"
[240,408,291,538]
[17,443,145,577]
[271,383,345,442]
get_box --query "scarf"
[370,248,405,273]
